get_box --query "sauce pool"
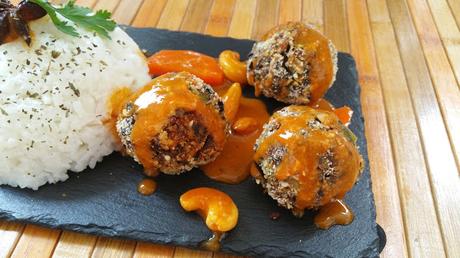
[314,200,354,229]
[201,85,270,184]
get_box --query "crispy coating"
[117,73,229,175]
[247,22,337,105]
[253,106,363,216]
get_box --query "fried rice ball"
[252,106,363,217]
[247,22,338,105]
[117,72,230,176]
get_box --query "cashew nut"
[180,187,239,232]
[222,83,242,124]
[232,117,259,135]
[219,50,248,84]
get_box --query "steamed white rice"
[0,17,151,189]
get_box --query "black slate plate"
[0,27,383,258]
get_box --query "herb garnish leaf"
[29,0,116,38]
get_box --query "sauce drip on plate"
[314,199,354,229]
[137,178,157,196]
[180,187,239,251]
[200,231,224,252]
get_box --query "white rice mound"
[0,17,151,189]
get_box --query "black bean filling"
[149,110,218,172]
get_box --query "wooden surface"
[1,0,459,257]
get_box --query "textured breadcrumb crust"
[247,23,338,105]
[254,107,360,216]
[116,74,229,175]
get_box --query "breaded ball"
[252,106,363,217]
[247,22,337,105]
[117,72,229,176]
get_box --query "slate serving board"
[0,27,383,258]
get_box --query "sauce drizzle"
[121,72,228,175]
[253,106,362,210]
[294,27,335,104]
[260,23,336,105]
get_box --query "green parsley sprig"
[29,0,116,39]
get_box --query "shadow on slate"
[0,27,384,258]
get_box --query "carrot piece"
[334,106,353,125]
[148,50,225,86]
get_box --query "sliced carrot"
[147,50,225,86]
[312,99,353,125]
[334,106,353,125]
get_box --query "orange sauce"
[137,178,157,196]
[120,72,227,175]
[311,98,335,111]
[314,200,354,229]
[261,23,335,105]
[250,162,262,179]
[202,84,270,184]
[200,231,223,252]
[232,117,259,135]
[253,106,362,210]
[295,26,334,104]
[311,98,353,125]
